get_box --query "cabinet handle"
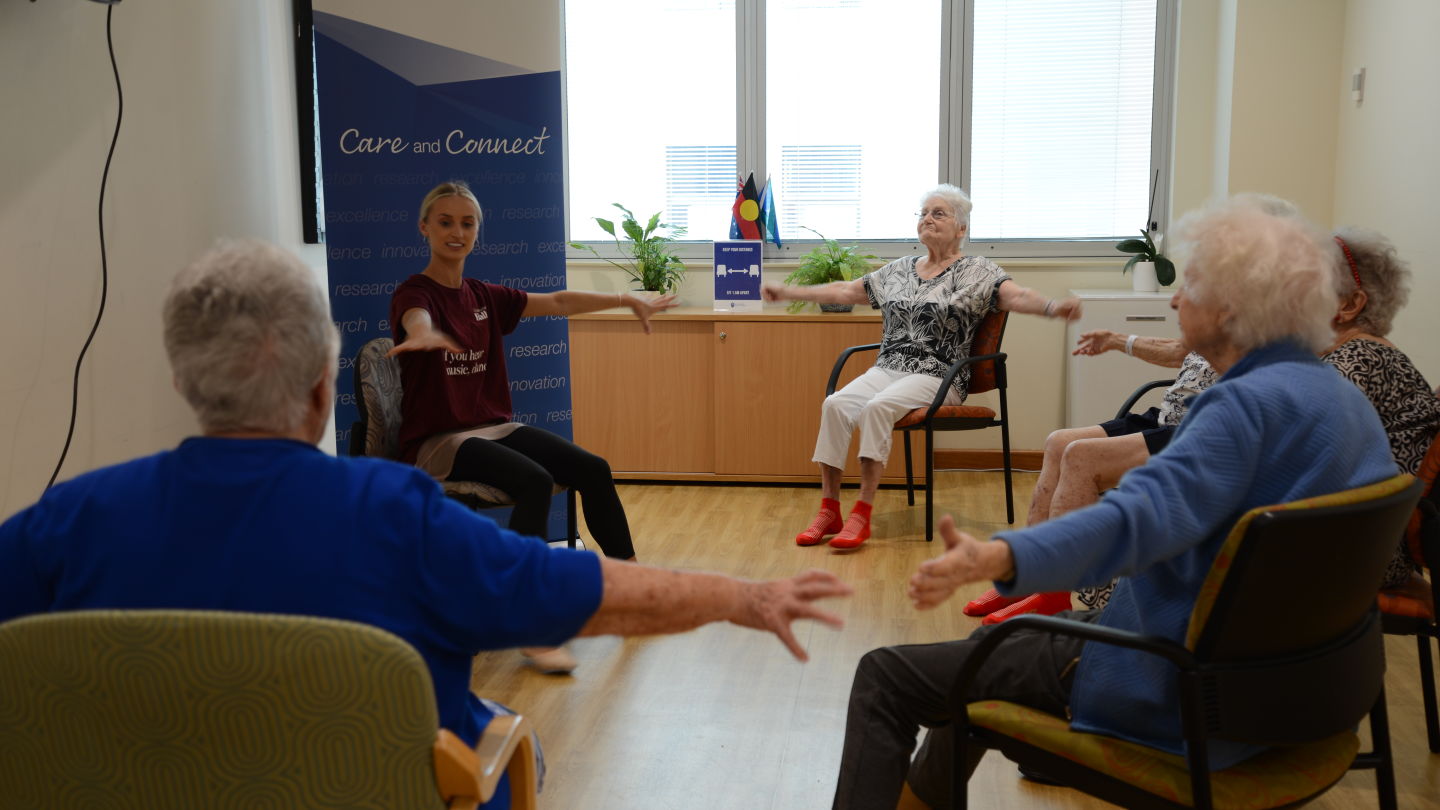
[1125,315,1167,322]
[718,331,727,342]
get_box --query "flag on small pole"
[731,173,762,240]
[758,175,781,248]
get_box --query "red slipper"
[796,500,843,546]
[981,591,1072,626]
[828,511,872,549]
[963,588,1027,617]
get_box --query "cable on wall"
[47,4,122,490]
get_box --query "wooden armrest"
[434,714,538,810]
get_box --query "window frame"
[563,0,1179,262]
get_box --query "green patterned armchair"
[0,610,536,810]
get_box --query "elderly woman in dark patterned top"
[761,184,1081,549]
[1325,227,1440,587]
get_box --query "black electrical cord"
[47,5,122,490]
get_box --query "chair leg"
[925,427,935,542]
[1419,632,1440,753]
[1000,419,1014,525]
[903,430,915,507]
[566,488,578,550]
[1368,687,1398,810]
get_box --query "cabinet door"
[571,320,715,474]
[712,321,918,479]
[1064,296,1181,427]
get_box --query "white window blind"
[968,0,1157,241]
[765,0,941,242]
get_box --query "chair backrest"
[354,337,404,460]
[965,309,1009,395]
[1405,431,1440,569]
[0,610,445,810]
[1182,474,1422,743]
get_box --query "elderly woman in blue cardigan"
[829,195,1400,809]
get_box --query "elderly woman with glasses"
[762,184,1081,548]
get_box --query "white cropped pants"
[812,366,962,469]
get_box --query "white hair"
[163,240,339,434]
[1171,196,1335,353]
[920,184,973,246]
[1331,226,1410,337]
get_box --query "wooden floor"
[470,472,1440,809]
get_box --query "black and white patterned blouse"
[1322,338,1440,475]
[862,255,1010,399]
[1157,352,1218,426]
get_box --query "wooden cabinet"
[570,307,922,483]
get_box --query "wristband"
[1043,299,1056,317]
[1125,334,1139,357]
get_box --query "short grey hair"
[1172,195,1335,353]
[163,240,340,434]
[1331,226,1410,337]
[921,184,973,244]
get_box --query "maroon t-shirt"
[389,275,529,463]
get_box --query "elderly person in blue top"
[828,195,1399,809]
[762,184,1082,549]
[0,240,852,810]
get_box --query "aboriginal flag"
[730,173,762,240]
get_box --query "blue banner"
[314,11,570,537]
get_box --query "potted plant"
[1116,228,1175,293]
[782,228,879,312]
[569,204,686,296]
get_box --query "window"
[565,0,1175,257]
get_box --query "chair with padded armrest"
[949,473,1423,810]
[0,610,537,810]
[1378,433,1440,752]
[351,337,576,547]
[826,309,1012,542]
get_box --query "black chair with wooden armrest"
[949,474,1422,810]
[825,309,1013,542]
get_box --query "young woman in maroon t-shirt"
[389,181,674,671]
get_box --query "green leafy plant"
[569,204,687,294]
[782,228,879,312]
[1116,228,1176,286]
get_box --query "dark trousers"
[450,427,635,559]
[832,610,1100,809]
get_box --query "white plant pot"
[1131,261,1159,293]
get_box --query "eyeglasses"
[916,208,953,221]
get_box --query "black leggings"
[449,427,635,559]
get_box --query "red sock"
[796,498,843,546]
[829,501,873,549]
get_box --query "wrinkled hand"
[908,515,1007,610]
[1050,296,1083,321]
[627,293,678,334]
[386,329,462,356]
[1072,329,1120,356]
[761,282,786,302]
[734,569,852,662]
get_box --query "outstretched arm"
[1072,329,1187,368]
[578,558,852,662]
[907,515,1015,610]
[762,278,870,307]
[523,290,678,334]
[388,307,463,356]
[996,279,1082,321]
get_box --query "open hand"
[907,515,1010,610]
[386,329,462,356]
[627,293,678,334]
[734,569,852,661]
[1072,329,1120,356]
[1049,296,1083,321]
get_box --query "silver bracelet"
[1043,298,1056,317]
[1125,334,1139,357]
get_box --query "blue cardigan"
[994,341,1397,768]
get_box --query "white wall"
[1332,0,1440,382]
[0,1,326,519]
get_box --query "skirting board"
[933,449,1042,472]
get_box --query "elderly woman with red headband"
[1324,227,1440,587]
